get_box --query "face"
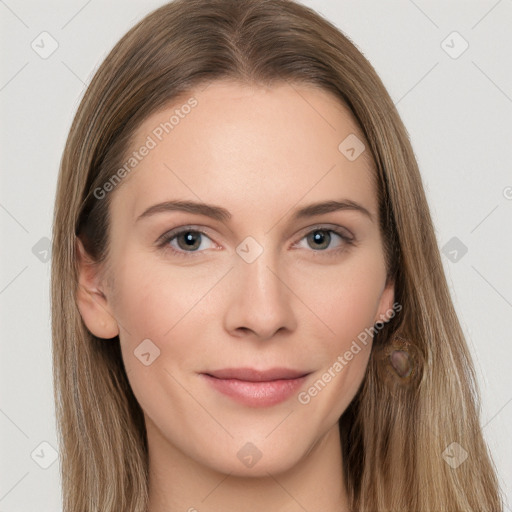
[77,80,394,477]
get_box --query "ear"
[75,237,119,339]
[374,278,396,324]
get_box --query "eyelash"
[156,225,355,259]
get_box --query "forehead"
[109,80,377,224]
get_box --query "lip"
[200,367,311,407]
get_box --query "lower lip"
[201,374,308,407]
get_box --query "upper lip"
[203,367,311,382]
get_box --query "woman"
[51,0,502,510]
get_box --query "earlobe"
[75,237,119,339]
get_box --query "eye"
[294,227,354,254]
[157,224,355,258]
[157,227,216,256]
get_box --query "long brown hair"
[51,0,502,510]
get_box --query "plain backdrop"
[1,1,511,510]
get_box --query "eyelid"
[294,223,355,242]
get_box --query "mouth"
[200,367,312,407]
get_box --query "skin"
[76,81,395,512]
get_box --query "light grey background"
[1,0,511,510]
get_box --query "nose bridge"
[226,235,295,337]
[238,235,283,302]
[240,242,281,299]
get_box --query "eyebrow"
[136,199,374,223]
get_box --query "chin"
[195,435,312,479]
[213,453,301,479]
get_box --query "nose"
[223,244,297,341]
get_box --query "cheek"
[298,276,376,371]
[109,255,221,417]
[293,276,376,423]
[111,250,222,338]
[293,254,386,346]
[289,255,384,413]
[109,252,229,381]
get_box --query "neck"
[147,421,350,512]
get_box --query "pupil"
[310,230,330,250]
[179,232,200,250]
